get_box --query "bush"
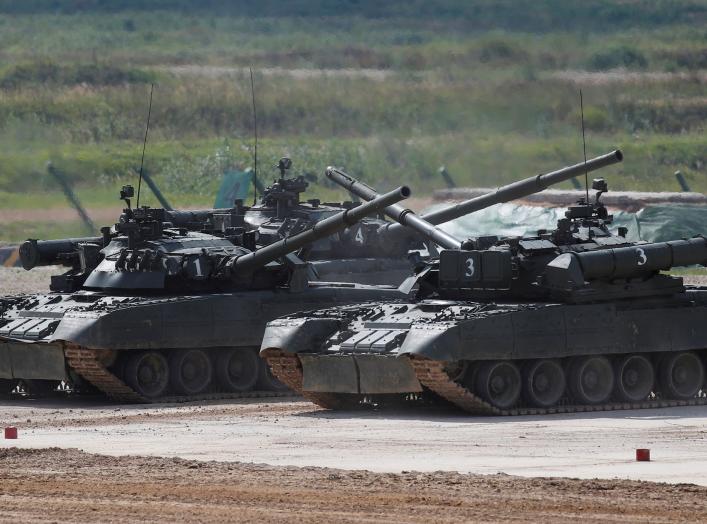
[0,61,156,89]
[587,46,648,70]
[478,39,528,64]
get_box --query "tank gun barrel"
[233,186,411,272]
[325,169,462,249]
[407,149,623,231]
[545,236,707,288]
[19,237,104,270]
[327,150,623,241]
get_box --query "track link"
[410,355,707,416]
[65,345,295,404]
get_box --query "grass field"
[0,1,704,240]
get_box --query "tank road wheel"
[614,354,654,402]
[523,359,566,408]
[123,351,170,399]
[474,360,521,410]
[659,352,704,400]
[169,350,213,396]
[256,356,290,392]
[215,349,259,392]
[569,356,614,405]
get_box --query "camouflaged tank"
[0,184,410,401]
[262,153,707,416]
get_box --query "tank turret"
[27,183,410,293]
[348,173,705,303]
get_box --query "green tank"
[261,154,707,415]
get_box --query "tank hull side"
[309,258,412,286]
[274,290,707,396]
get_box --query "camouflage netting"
[431,203,707,243]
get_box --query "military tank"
[0,183,411,401]
[0,150,622,401]
[261,159,707,415]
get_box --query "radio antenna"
[579,89,589,204]
[249,68,259,205]
[136,82,154,209]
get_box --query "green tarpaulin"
[433,203,707,243]
[214,168,254,208]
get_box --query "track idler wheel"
[215,348,259,392]
[523,359,565,408]
[569,356,614,405]
[474,360,521,409]
[659,351,704,400]
[123,351,170,399]
[613,354,654,402]
[169,349,213,395]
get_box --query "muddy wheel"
[474,360,521,409]
[23,379,59,397]
[215,349,259,392]
[523,359,565,408]
[169,349,213,395]
[614,354,654,402]
[659,352,704,400]
[123,351,169,399]
[569,356,614,405]
[256,356,290,391]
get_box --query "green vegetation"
[0,1,704,241]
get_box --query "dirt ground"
[1,446,706,523]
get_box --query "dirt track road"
[1,447,706,523]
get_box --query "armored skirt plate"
[300,354,422,394]
[0,342,68,380]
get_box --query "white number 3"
[465,257,475,277]
[636,248,647,266]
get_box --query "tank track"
[262,349,363,409]
[65,345,295,404]
[409,356,707,416]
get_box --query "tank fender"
[260,318,341,355]
[397,323,461,361]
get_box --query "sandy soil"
[0,206,120,224]
[1,447,706,523]
[5,398,707,486]
[0,266,55,294]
